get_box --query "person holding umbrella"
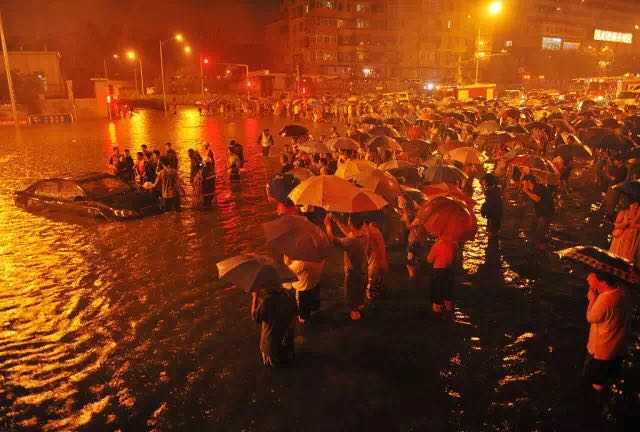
[521,174,555,251]
[324,213,369,321]
[217,254,297,368]
[480,173,504,239]
[558,246,637,393]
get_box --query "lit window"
[505,40,513,47]
[542,36,562,50]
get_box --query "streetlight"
[488,1,503,16]
[159,33,187,114]
[200,56,209,97]
[184,45,192,55]
[125,50,145,96]
[475,1,503,83]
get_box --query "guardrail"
[28,113,74,125]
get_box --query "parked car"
[14,172,161,220]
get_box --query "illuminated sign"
[542,37,562,50]
[563,41,581,50]
[594,29,632,44]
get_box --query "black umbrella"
[387,166,424,186]
[553,144,593,160]
[558,245,640,286]
[367,135,403,152]
[422,164,468,185]
[369,126,400,138]
[349,131,372,145]
[268,173,300,204]
[601,118,623,129]
[574,118,598,130]
[263,215,330,262]
[526,121,555,137]
[362,116,384,126]
[613,180,640,202]
[503,125,528,134]
[279,124,309,138]
[216,254,296,292]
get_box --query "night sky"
[0,0,281,94]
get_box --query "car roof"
[71,172,114,182]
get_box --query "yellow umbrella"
[335,159,377,180]
[447,146,485,165]
[350,169,402,206]
[289,175,387,213]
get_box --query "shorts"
[582,353,622,385]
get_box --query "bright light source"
[477,52,487,58]
[175,33,184,42]
[184,46,192,54]
[203,58,209,64]
[488,1,503,16]
[112,54,119,59]
[126,50,137,61]
[424,82,435,91]
[362,67,372,77]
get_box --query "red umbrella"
[416,196,477,242]
[422,183,476,210]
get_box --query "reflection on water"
[0,111,637,430]
[0,110,328,431]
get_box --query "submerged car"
[14,172,161,220]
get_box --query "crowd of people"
[114,91,639,401]
[223,92,639,406]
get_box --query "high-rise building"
[266,0,397,77]
[266,0,640,84]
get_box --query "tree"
[0,71,45,113]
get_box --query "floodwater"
[0,110,638,431]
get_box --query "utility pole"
[0,11,18,126]
[159,40,168,114]
[138,59,145,96]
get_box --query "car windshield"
[80,177,132,198]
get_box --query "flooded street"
[0,110,638,431]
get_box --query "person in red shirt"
[427,237,458,314]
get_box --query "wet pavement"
[0,110,638,431]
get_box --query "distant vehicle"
[14,173,161,221]
[614,91,640,108]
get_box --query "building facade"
[266,0,640,84]
[267,0,397,77]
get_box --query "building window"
[505,40,513,47]
[356,19,368,29]
[542,36,562,50]
[447,19,453,29]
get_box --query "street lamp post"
[474,1,503,83]
[200,56,209,97]
[0,11,18,127]
[159,33,186,115]
[126,51,145,96]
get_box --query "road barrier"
[28,114,75,125]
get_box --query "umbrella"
[526,121,555,137]
[476,131,515,153]
[500,108,521,123]
[349,169,403,206]
[362,116,384,126]
[297,140,330,154]
[553,143,593,160]
[422,183,476,209]
[407,124,426,140]
[477,120,500,135]
[349,131,372,145]
[557,245,640,285]
[574,118,598,130]
[367,135,403,152]
[447,146,485,165]
[387,166,424,186]
[416,196,477,242]
[216,254,295,292]
[288,167,315,182]
[263,215,330,262]
[268,173,300,204]
[369,126,400,138]
[289,175,388,213]
[503,125,528,134]
[327,137,360,152]
[378,159,415,171]
[613,180,640,202]
[335,159,377,179]
[549,119,575,134]
[601,118,623,129]
[437,139,465,155]
[508,154,558,172]
[588,133,634,153]
[422,164,468,185]
[400,139,435,158]
[279,124,309,138]
[385,117,407,130]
